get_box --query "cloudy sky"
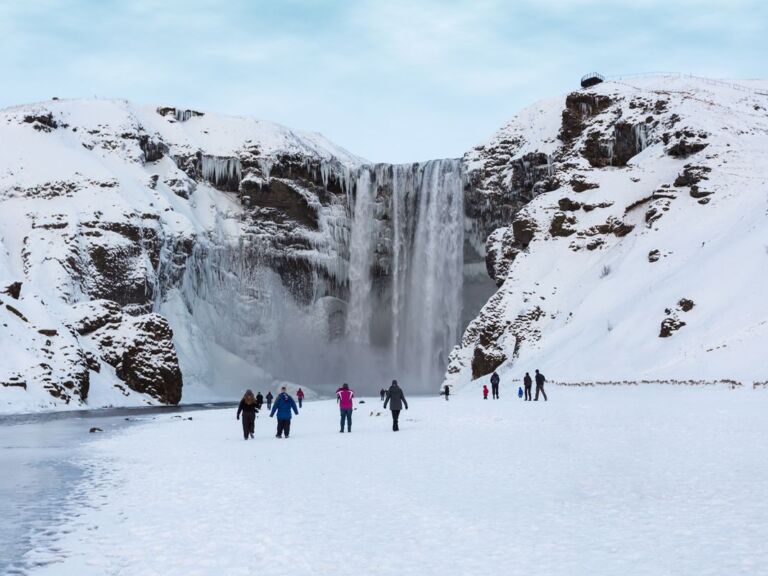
[1,0,766,162]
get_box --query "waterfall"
[346,159,465,389]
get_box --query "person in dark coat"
[534,369,548,401]
[266,391,274,410]
[490,371,500,399]
[236,389,259,440]
[380,388,386,401]
[523,373,532,401]
[296,388,305,408]
[443,384,450,401]
[270,386,299,438]
[255,391,264,410]
[383,379,408,431]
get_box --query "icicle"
[201,155,242,190]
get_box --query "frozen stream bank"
[13,385,768,576]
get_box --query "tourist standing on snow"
[270,386,299,438]
[337,383,354,433]
[266,391,274,410]
[380,388,386,401]
[534,369,548,401]
[236,389,259,440]
[297,388,305,408]
[523,373,532,401]
[255,391,264,410]
[383,380,408,431]
[483,384,489,400]
[443,384,450,401]
[490,371,500,399]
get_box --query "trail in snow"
[17,386,768,576]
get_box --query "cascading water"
[159,157,471,396]
[346,159,465,390]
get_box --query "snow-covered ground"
[15,385,768,576]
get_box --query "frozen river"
[0,404,231,575]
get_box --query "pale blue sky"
[1,0,766,162]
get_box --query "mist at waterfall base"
[162,160,494,399]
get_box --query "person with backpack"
[236,389,259,440]
[266,391,274,410]
[443,384,450,401]
[337,383,354,433]
[523,373,533,401]
[383,380,408,431]
[296,388,305,408]
[255,391,264,410]
[490,371,500,399]
[270,386,299,438]
[534,369,548,401]
[483,384,489,400]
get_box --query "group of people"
[480,369,547,401]
[237,380,409,440]
[237,371,547,440]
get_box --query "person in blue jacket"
[270,386,299,438]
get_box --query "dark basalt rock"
[678,298,695,312]
[558,197,582,211]
[3,281,22,299]
[23,112,58,132]
[114,314,183,405]
[550,212,577,237]
[648,249,661,263]
[560,93,612,141]
[508,152,559,202]
[674,164,711,187]
[660,317,686,337]
[241,178,319,229]
[667,139,708,158]
[139,135,167,163]
[570,175,599,193]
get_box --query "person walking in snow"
[255,391,264,410]
[296,388,305,408]
[270,386,299,438]
[483,384,489,400]
[337,383,354,433]
[383,379,408,431]
[266,391,274,410]
[443,384,450,401]
[490,371,500,399]
[236,389,259,440]
[523,373,532,401]
[380,388,386,401]
[534,369,548,401]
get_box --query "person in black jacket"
[266,391,274,410]
[534,369,548,401]
[490,371,500,399]
[380,388,386,401]
[523,373,532,401]
[236,389,259,440]
[383,380,408,431]
[255,392,264,410]
[443,384,450,401]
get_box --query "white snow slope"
[0,99,362,412]
[13,386,768,576]
[449,75,768,388]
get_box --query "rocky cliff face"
[447,75,768,386]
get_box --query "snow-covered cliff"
[2,75,766,412]
[448,75,768,387]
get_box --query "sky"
[1,0,766,163]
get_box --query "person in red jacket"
[483,384,489,400]
[336,383,354,433]
[296,388,305,408]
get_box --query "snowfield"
[17,385,768,576]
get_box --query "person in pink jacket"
[337,383,355,433]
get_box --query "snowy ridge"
[448,75,768,388]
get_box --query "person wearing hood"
[336,383,355,433]
[270,386,299,438]
[490,371,500,399]
[296,388,305,408]
[379,388,386,401]
[483,384,489,400]
[236,389,259,440]
[255,391,264,410]
[383,380,408,431]
[266,391,274,410]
